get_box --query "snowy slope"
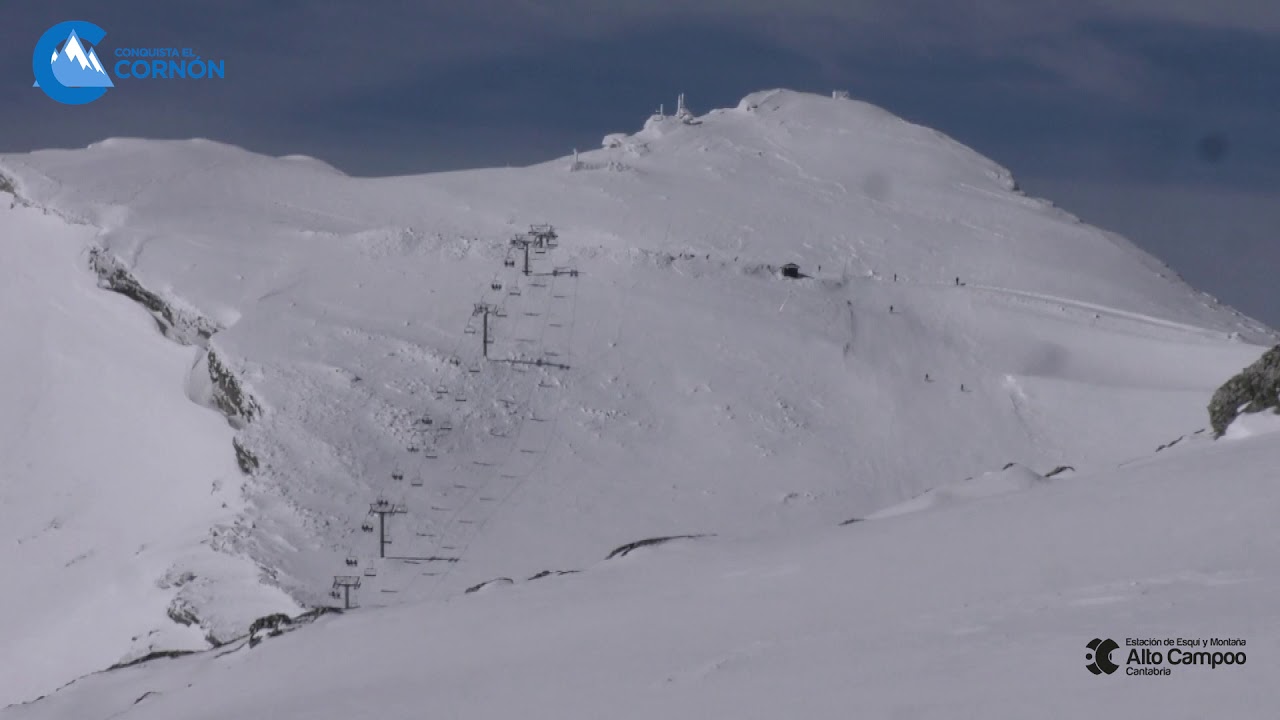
[0,198,296,707]
[0,89,1274,705]
[8,425,1279,720]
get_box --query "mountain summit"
[0,89,1274,707]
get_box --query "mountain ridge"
[0,88,1273,706]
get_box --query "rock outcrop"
[1209,345,1280,437]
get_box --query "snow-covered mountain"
[8,426,1280,719]
[0,89,1274,712]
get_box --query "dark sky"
[3,2,1278,325]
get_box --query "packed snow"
[0,89,1274,712]
[7,426,1279,719]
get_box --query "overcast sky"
[3,1,1277,324]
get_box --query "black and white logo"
[1086,638,1120,675]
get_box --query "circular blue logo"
[34,21,112,105]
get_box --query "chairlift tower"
[331,575,361,609]
[510,234,533,276]
[528,224,558,249]
[473,302,501,358]
[369,499,408,558]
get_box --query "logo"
[1086,638,1120,675]
[33,22,226,105]
[33,21,113,105]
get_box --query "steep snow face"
[0,198,297,707]
[0,90,1273,702]
[9,430,1280,720]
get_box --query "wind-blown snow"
[0,89,1274,708]
[0,199,295,707]
[8,429,1278,719]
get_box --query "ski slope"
[0,89,1274,707]
[0,199,296,707]
[8,424,1279,719]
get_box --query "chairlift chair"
[465,327,477,335]
[410,477,424,487]
[345,556,359,566]
[364,567,377,577]
[491,281,503,291]
[504,258,515,268]
[361,522,374,532]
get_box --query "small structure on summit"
[781,262,802,279]
[675,93,695,123]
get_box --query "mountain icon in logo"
[49,29,113,88]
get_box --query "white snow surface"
[0,89,1275,709]
[7,429,1280,719]
[0,199,296,707]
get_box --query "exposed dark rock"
[207,350,261,425]
[1043,465,1076,478]
[465,577,513,594]
[166,603,200,627]
[88,248,220,345]
[233,437,260,475]
[839,517,864,526]
[527,569,580,581]
[248,613,292,636]
[1209,345,1280,436]
[0,173,14,196]
[606,534,710,560]
[107,650,196,672]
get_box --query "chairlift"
[491,281,503,291]
[361,522,374,532]
[345,556,359,566]
[363,567,377,577]
[509,288,522,296]
[435,386,449,395]
[392,472,404,481]
[504,258,515,268]
[494,309,507,318]
[468,366,481,374]
[439,421,453,431]
[410,477,424,487]
[408,446,420,453]
[419,416,433,425]
[330,590,340,599]
[465,327,477,335]
[448,357,461,366]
